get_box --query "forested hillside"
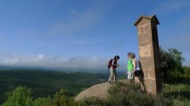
[0,70,106,104]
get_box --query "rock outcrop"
[75,80,128,101]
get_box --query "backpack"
[107,59,113,69]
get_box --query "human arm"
[132,59,136,73]
[112,60,119,68]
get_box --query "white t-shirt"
[133,58,141,71]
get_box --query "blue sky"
[0,0,189,71]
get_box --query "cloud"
[47,5,105,36]
[156,0,190,13]
[45,0,118,37]
[19,2,110,47]
[0,54,127,72]
[0,57,18,65]
[37,54,44,59]
[0,54,106,70]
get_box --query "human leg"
[108,68,114,83]
[138,71,146,91]
[134,71,140,84]
[127,71,133,83]
[113,70,117,82]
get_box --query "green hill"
[0,69,106,104]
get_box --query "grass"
[163,83,190,106]
[162,67,190,106]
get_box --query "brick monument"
[134,15,161,95]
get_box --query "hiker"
[131,53,142,84]
[108,55,120,84]
[127,52,134,83]
[131,53,145,91]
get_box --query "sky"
[0,0,189,71]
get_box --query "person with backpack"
[131,53,142,84]
[127,52,134,83]
[131,53,145,91]
[108,55,120,84]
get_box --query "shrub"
[78,97,107,106]
[108,82,152,106]
[160,48,185,83]
[33,97,51,106]
[47,88,78,106]
[2,86,33,106]
[2,87,77,106]
[79,82,173,106]
[109,82,173,106]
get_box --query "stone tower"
[134,15,161,95]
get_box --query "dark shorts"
[134,70,142,77]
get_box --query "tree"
[3,86,33,106]
[160,48,185,83]
[48,88,77,106]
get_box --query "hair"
[131,53,136,59]
[127,52,136,59]
[127,52,132,57]
[114,55,120,60]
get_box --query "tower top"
[134,15,159,26]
